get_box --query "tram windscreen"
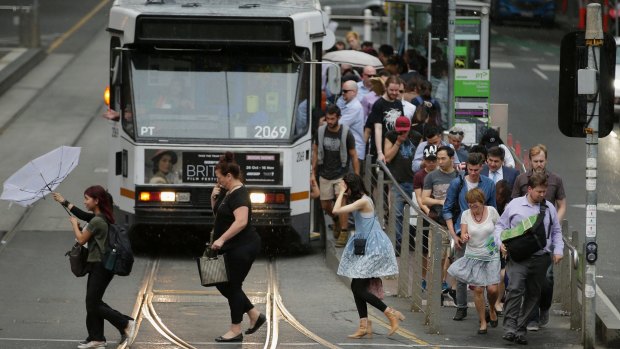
[128,51,308,142]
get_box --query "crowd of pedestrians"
[313,32,567,345]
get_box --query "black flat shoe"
[503,332,516,342]
[489,319,499,328]
[515,335,528,345]
[245,313,266,335]
[478,328,487,334]
[215,333,243,342]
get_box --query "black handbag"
[503,202,549,262]
[353,238,367,255]
[65,242,89,277]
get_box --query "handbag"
[501,202,549,262]
[196,229,229,287]
[368,277,384,299]
[353,217,377,256]
[65,242,89,277]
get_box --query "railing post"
[411,214,424,312]
[571,230,582,331]
[363,155,372,192]
[387,188,397,248]
[425,227,443,334]
[375,170,385,228]
[398,204,411,297]
[558,220,570,307]
[363,9,372,42]
[18,2,40,48]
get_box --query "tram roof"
[112,0,323,17]
[385,0,490,11]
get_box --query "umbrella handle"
[61,205,72,216]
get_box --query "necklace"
[472,206,485,223]
[226,184,243,196]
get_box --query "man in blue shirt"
[443,152,496,321]
[493,173,564,345]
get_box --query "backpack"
[103,223,134,276]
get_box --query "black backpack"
[103,223,134,276]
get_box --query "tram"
[105,0,330,248]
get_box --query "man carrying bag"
[493,173,564,345]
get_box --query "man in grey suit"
[481,146,519,191]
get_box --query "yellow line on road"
[46,0,111,54]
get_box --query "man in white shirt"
[339,80,366,167]
[356,66,377,102]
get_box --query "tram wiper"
[239,4,260,9]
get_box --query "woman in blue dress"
[333,173,404,339]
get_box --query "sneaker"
[453,308,467,321]
[441,281,448,291]
[421,279,427,290]
[77,341,106,349]
[526,321,539,331]
[539,309,550,327]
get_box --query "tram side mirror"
[111,55,122,86]
[326,65,341,95]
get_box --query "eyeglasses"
[398,90,405,93]
[449,130,464,136]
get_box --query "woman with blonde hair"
[345,31,361,50]
[448,188,500,335]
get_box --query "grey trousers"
[503,253,552,337]
[454,243,468,309]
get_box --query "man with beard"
[365,75,405,163]
[511,144,566,332]
[312,105,359,247]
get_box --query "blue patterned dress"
[337,196,399,278]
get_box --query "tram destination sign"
[182,151,281,185]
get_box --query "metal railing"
[361,156,583,336]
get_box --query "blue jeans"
[391,181,413,253]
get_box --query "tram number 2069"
[254,126,287,139]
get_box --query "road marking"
[597,285,620,323]
[519,45,531,52]
[544,52,555,57]
[47,0,111,54]
[537,64,560,72]
[490,61,515,69]
[532,68,548,80]
[571,203,620,212]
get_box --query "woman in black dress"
[210,152,264,342]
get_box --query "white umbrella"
[1,146,81,207]
[323,50,383,69]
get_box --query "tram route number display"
[183,152,281,185]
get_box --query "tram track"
[119,256,343,349]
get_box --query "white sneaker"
[77,341,106,349]
[526,321,539,331]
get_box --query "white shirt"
[489,167,504,183]
[401,99,416,120]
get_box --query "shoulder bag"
[196,210,229,287]
[353,216,377,256]
[501,202,549,262]
[65,242,89,277]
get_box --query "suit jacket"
[482,165,519,191]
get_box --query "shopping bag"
[196,245,228,287]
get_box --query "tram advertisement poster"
[181,151,281,185]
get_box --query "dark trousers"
[351,278,387,318]
[86,262,130,341]
[529,264,554,322]
[503,253,551,337]
[216,241,260,324]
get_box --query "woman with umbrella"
[54,186,135,348]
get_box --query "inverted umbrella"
[1,146,81,207]
[323,50,383,69]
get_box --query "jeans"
[391,182,413,253]
[454,245,468,309]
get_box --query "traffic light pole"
[447,0,455,129]
[583,4,601,348]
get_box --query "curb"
[0,48,46,97]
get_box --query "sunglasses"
[449,130,464,136]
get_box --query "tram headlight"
[250,192,266,204]
[160,191,176,202]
